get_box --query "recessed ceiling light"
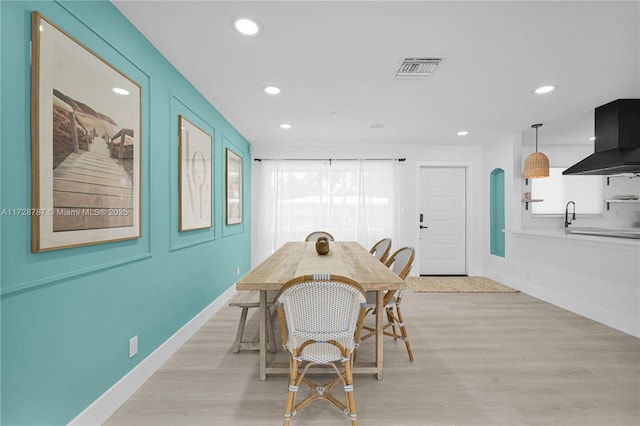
[533,85,555,94]
[112,87,129,95]
[457,130,469,136]
[234,18,260,36]
[264,86,280,95]
[280,123,292,129]
[370,123,384,129]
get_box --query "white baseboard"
[484,270,639,338]
[69,285,237,426]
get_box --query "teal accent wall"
[0,1,252,424]
[0,1,4,423]
[489,168,505,257]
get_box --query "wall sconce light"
[524,123,549,178]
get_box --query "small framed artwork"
[225,148,243,225]
[179,115,212,231]
[31,12,142,252]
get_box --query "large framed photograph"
[225,148,243,225]
[179,115,212,231]
[31,12,141,252]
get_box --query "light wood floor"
[105,291,640,425]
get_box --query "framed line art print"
[31,12,142,252]
[225,148,243,225]
[179,115,212,231]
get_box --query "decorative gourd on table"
[315,236,330,255]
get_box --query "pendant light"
[524,123,549,178]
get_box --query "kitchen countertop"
[512,228,640,248]
[566,226,640,239]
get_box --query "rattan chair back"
[369,238,392,263]
[385,246,415,280]
[304,231,335,242]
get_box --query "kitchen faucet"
[565,201,576,228]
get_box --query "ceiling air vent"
[395,57,444,77]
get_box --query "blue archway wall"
[490,168,505,257]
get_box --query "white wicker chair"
[369,238,392,263]
[304,231,335,242]
[275,274,367,426]
[361,247,415,361]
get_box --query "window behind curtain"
[254,159,398,263]
[531,167,604,214]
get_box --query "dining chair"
[369,238,392,263]
[304,231,335,242]
[274,273,367,426]
[360,246,415,361]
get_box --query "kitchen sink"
[566,227,640,239]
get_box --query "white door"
[419,166,466,275]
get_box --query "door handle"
[420,225,429,229]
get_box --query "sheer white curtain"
[254,159,399,264]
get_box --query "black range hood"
[563,99,640,175]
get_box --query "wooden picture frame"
[179,115,212,231]
[31,12,142,252]
[225,148,243,225]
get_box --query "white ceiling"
[113,1,640,150]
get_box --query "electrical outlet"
[236,266,240,276]
[129,336,138,358]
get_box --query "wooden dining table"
[236,241,406,380]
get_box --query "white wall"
[250,143,484,276]
[509,232,639,337]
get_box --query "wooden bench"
[229,290,277,353]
